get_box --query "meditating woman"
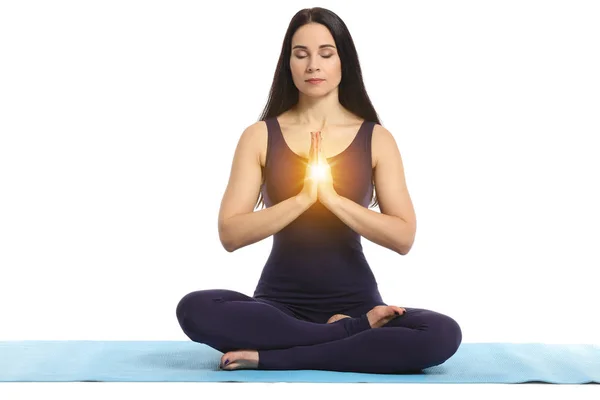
[176,7,462,374]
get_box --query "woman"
[176,7,462,374]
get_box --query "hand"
[297,131,319,208]
[312,131,339,207]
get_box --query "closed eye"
[296,55,333,59]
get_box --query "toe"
[220,353,234,368]
[391,306,406,315]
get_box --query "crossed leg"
[257,306,463,373]
[176,289,373,350]
[176,289,462,374]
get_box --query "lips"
[306,79,324,82]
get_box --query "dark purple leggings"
[176,289,462,374]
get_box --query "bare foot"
[327,314,351,323]
[366,305,406,328]
[219,350,259,371]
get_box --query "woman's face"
[289,23,341,97]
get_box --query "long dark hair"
[255,7,381,210]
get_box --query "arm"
[321,125,417,255]
[217,122,312,252]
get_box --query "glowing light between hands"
[309,163,327,180]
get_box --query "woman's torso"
[252,111,384,315]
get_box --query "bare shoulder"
[236,120,268,167]
[371,123,400,168]
[240,120,267,145]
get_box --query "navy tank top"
[252,116,384,315]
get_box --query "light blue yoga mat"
[0,341,598,383]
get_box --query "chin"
[301,86,332,96]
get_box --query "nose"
[307,65,320,73]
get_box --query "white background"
[1,0,598,398]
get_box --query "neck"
[290,88,349,129]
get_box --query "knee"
[175,289,242,330]
[438,313,463,353]
[426,312,463,366]
[176,291,198,329]
[175,291,195,325]
[175,290,219,328]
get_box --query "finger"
[316,132,322,163]
[319,144,324,165]
[309,132,315,163]
[318,127,324,156]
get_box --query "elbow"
[221,239,236,253]
[220,236,238,253]
[396,244,410,256]
[218,220,238,253]
[395,241,413,256]
[397,235,416,255]
[396,220,416,256]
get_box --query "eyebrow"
[292,44,336,50]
